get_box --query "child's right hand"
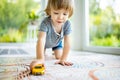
[30,59,44,70]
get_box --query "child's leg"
[52,41,62,59]
[53,49,62,59]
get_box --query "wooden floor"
[0,50,120,80]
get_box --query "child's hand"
[30,59,44,70]
[55,60,73,66]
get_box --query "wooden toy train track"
[0,64,31,80]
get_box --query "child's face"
[50,8,69,27]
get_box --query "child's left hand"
[55,60,73,66]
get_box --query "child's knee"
[55,56,61,60]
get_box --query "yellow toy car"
[32,64,45,75]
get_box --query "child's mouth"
[57,21,63,23]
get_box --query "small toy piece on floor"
[31,64,45,75]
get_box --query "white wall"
[71,0,84,51]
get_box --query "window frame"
[82,0,120,54]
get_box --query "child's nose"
[58,14,63,19]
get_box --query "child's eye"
[54,12,59,14]
[63,13,67,16]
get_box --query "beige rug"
[0,51,120,80]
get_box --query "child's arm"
[30,31,46,68]
[36,31,46,60]
[61,35,71,61]
[56,35,73,66]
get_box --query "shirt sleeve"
[39,22,48,32]
[64,20,72,35]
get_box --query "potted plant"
[27,10,39,25]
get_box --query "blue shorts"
[52,41,62,50]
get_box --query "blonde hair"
[45,0,74,18]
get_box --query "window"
[83,0,120,54]
[0,0,41,43]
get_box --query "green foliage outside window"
[89,0,120,47]
[0,0,39,42]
